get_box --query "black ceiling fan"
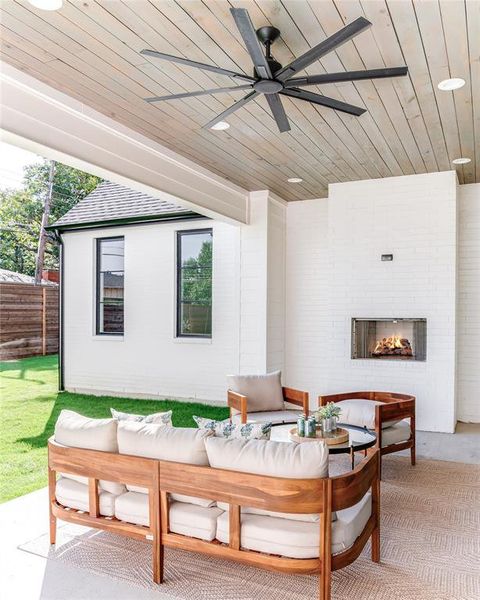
[141,8,408,133]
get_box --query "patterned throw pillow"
[110,408,172,426]
[193,416,272,440]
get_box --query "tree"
[0,160,101,276]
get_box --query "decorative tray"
[288,426,349,445]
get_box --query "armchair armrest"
[227,390,248,424]
[283,387,309,416]
[375,399,415,439]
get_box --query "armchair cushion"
[226,371,284,412]
[193,416,272,439]
[230,409,300,425]
[216,492,371,558]
[380,420,411,447]
[335,399,401,430]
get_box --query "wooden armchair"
[228,386,309,425]
[319,391,415,477]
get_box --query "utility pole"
[35,160,55,284]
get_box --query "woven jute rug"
[19,456,480,600]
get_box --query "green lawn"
[0,355,228,503]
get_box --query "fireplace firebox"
[351,318,426,361]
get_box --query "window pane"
[178,230,212,337]
[97,238,124,334]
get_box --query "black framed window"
[96,237,124,335]
[176,229,213,338]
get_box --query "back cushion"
[54,409,124,495]
[206,437,328,479]
[117,422,214,507]
[226,371,284,412]
[336,399,400,429]
[206,437,329,522]
[55,409,118,451]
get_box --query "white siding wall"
[63,218,240,403]
[285,171,458,432]
[457,183,480,422]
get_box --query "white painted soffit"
[0,62,248,224]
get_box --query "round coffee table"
[270,422,376,470]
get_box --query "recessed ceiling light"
[452,157,471,165]
[287,177,303,183]
[28,0,62,9]
[210,121,230,131]
[437,78,465,91]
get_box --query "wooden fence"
[0,282,59,360]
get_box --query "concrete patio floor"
[2,424,479,600]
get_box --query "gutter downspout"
[52,229,64,391]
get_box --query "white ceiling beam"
[0,62,248,225]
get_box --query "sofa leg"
[319,566,331,600]
[48,467,56,545]
[371,526,380,563]
[153,541,163,584]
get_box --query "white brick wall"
[457,183,480,422]
[286,171,458,432]
[63,218,240,403]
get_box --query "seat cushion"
[335,399,400,430]
[231,410,300,425]
[381,420,411,447]
[58,472,126,496]
[115,491,223,540]
[227,371,284,412]
[55,477,117,517]
[117,422,213,506]
[193,416,272,440]
[111,408,172,426]
[216,492,371,558]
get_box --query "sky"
[0,141,43,191]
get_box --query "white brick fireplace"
[286,171,458,433]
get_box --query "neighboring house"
[47,181,241,403]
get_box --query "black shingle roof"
[50,181,200,229]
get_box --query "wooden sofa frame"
[319,391,415,477]
[228,386,309,424]
[48,439,380,600]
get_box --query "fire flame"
[374,335,404,353]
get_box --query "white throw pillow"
[335,399,400,430]
[117,422,215,507]
[206,437,330,523]
[54,410,124,495]
[226,371,284,412]
[110,407,172,426]
[193,416,272,440]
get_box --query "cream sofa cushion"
[216,492,371,558]
[206,437,329,479]
[115,491,223,540]
[335,399,400,430]
[206,437,329,522]
[55,477,117,517]
[231,410,300,425]
[54,411,124,495]
[227,371,284,412]
[381,420,411,447]
[117,422,214,506]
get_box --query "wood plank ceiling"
[1,0,478,201]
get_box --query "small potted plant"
[316,402,342,433]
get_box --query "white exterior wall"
[63,218,241,403]
[457,183,480,422]
[285,171,458,433]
